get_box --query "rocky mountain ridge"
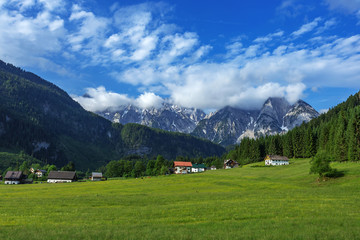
[99,97,319,146]
[98,103,206,134]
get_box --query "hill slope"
[0,60,225,170]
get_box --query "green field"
[1,159,360,240]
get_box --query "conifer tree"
[334,111,347,162]
[305,127,316,157]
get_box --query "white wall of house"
[4,180,20,184]
[265,160,289,166]
[175,166,191,174]
[47,179,72,183]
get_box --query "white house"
[47,171,76,183]
[91,172,103,181]
[174,161,192,174]
[264,155,289,166]
[4,171,23,184]
[191,163,206,173]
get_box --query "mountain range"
[0,60,225,171]
[98,97,319,146]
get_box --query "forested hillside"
[0,60,225,171]
[228,91,360,164]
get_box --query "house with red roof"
[174,161,192,174]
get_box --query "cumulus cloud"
[0,1,67,73]
[136,92,164,109]
[73,87,164,111]
[2,1,360,112]
[73,86,132,112]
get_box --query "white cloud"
[254,31,284,43]
[2,1,360,113]
[325,0,360,13]
[319,109,329,114]
[136,92,164,109]
[68,4,110,55]
[0,1,67,73]
[73,86,132,112]
[292,17,322,37]
[73,87,164,111]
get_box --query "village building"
[35,169,47,178]
[264,155,290,166]
[174,161,192,174]
[4,171,24,184]
[191,163,206,173]
[210,165,217,170]
[224,159,239,169]
[91,172,103,181]
[47,171,77,183]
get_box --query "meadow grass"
[0,159,359,240]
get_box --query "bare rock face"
[282,100,319,130]
[192,98,319,146]
[191,106,259,146]
[97,103,206,134]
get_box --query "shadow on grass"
[324,169,345,178]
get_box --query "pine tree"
[305,127,316,157]
[334,111,347,162]
[283,132,293,158]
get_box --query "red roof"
[174,161,192,167]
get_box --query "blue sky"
[1,0,360,113]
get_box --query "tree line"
[227,92,360,164]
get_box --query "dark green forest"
[227,91,360,165]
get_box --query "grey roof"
[5,171,23,180]
[48,171,76,180]
[268,155,289,161]
[92,172,103,177]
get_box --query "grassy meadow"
[1,159,360,240]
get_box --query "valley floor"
[1,159,359,240]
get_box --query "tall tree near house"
[146,160,156,176]
[133,161,145,178]
[154,155,165,175]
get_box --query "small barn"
[191,163,206,173]
[4,171,24,184]
[224,159,239,169]
[47,171,77,183]
[91,172,103,181]
[174,161,192,174]
[264,155,289,166]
